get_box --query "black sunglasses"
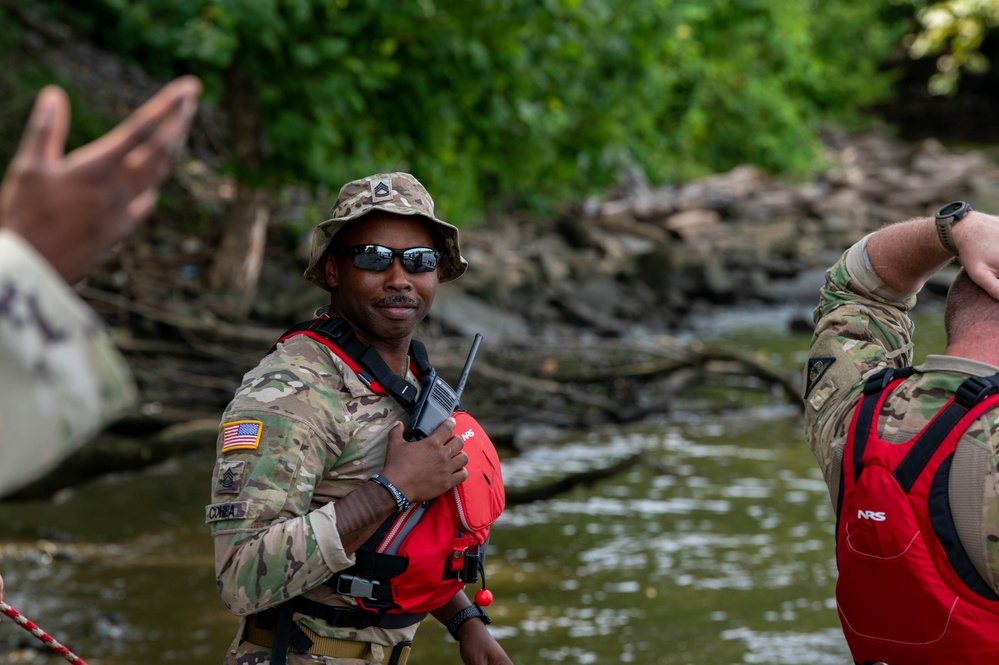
[337,244,440,274]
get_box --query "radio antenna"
[454,333,482,401]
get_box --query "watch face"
[938,201,967,217]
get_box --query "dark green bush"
[3,0,922,222]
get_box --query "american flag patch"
[221,420,263,452]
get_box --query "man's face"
[323,212,439,347]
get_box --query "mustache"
[374,295,419,308]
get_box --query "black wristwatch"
[447,603,491,640]
[934,201,973,256]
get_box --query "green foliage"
[0,7,116,165]
[907,0,999,95]
[0,13,31,162]
[34,0,910,222]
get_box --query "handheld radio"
[403,333,482,441]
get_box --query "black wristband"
[369,474,411,513]
[447,603,491,641]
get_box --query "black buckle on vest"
[862,368,893,396]
[336,574,380,600]
[954,375,999,407]
[862,366,915,396]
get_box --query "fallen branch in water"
[505,451,676,506]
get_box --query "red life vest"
[278,318,505,615]
[837,368,999,665]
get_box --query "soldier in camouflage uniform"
[208,173,512,665]
[805,206,999,663]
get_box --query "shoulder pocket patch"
[805,357,836,399]
[221,420,263,453]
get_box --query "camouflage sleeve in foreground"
[803,238,919,489]
[0,230,137,498]
[208,336,404,616]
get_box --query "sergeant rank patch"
[371,178,392,201]
[215,460,246,495]
[221,420,263,453]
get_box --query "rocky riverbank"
[398,129,999,341]
[84,127,999,413]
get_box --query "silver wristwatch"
[934,201,972,256]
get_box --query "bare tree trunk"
[209,188,269,314]
[208,63,268,316]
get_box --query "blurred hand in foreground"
[0,76,202,283]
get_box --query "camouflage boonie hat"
[304,172,467,291]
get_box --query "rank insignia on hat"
[221,420,263,453]
[804,357,835,399]
[371,179,392,201]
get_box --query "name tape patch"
[221,420,263,453]
[205,501,249,523]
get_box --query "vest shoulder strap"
[851,368,999,492]
[272,317,433,412]
[848,367,916,484]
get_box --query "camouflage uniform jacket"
[208,321,437,661]
[804,233,999,594]
[0,230,136,498]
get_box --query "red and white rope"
[0,601,88,665]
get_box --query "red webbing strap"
[287,329,390,395]
[274,318,426,404]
